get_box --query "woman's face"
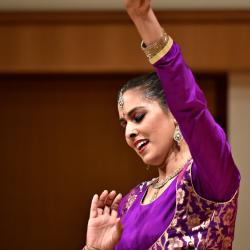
[118,88,176,166]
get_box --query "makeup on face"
[118,89,175,166]
[119,106,146,129]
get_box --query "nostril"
[130,132,137,138]
[129,129,138,138]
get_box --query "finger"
[111,193,123,210]
[111,208,118,218]
[116,218,123,233]
[96,190,108,208]
[97,208,103,216]
[105,190,117,206]
[99,190,109,205]
[114,218,123,243]
[111,194,122,218]
[89,194,99,218]
[103,206,110,215]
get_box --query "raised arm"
[124,0,162,45]
[124,0,240,201]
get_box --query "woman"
[83,1,241,249]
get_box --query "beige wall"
[1,0,250,10]
[228,73,250,249]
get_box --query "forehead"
[118,89,152,117]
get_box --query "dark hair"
[118,72,168,110]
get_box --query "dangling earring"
[146,165,150,171]
[173,125,183,146]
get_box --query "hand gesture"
[123,0,151,17]
[122,0,162,45]
[86,190,123,250]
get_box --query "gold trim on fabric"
[148,160,239,249]
[148,160,193,250]
[149,36,174,64]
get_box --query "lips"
[134,139,149,153]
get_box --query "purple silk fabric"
[154,43,240,201]
[116,178,177,250]
[115,42,240,250]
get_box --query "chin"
[141,154,165,167]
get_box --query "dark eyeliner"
[134,113,145,123]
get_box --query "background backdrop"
[0,1,249,250]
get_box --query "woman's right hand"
[86,190,123,250]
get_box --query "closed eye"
[119,111,146,128]
[133,113,145,123]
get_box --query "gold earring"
[173,125,183,146]
[146,165,150,171]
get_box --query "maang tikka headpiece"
[118,93,124,108]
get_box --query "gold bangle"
[141,30,169,60]
[85,245,100,250]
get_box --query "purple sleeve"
[153,42,240,202]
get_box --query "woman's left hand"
[123,0,151,17]
[86,190,123,250]
[122,0,163,46]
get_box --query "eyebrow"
[119,106,145,122]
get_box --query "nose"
[125,123,138,139]
[129,130,138,138]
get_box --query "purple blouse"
[115,42,240,250]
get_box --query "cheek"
[149,123,175,155]
[152,118,175,140]
[125,136,130,147]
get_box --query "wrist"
[128,8,163,45]
[127,6,151,21]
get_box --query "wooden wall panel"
[0,10,239,250]
[0,74,149,250]
[0,11,249,73]
[0,73,226,250]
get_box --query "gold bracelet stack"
[84,245,100,250]
[141,30,169,60]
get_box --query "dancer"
[83,1,240,249]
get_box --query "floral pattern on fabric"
[149,162,239,250]
[120,181,148,217]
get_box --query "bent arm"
[153,43,240,201]
[127,4,240,201]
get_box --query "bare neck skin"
[142,140,192,205]
[157,140,191,182]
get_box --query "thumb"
[113,218,123,244]
[116,218,123,233]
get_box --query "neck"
[157,141,191,182]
